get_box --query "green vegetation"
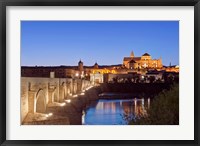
[129,83,179,125]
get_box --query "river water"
[82,98,150,125]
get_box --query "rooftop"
[142,53,151,56]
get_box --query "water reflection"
[82,98,150,125]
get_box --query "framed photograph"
[0,0,199,145]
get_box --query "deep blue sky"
[21,21,179,66]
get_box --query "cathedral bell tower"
[94,62,99,69]
[130,51,134,58]
[78,59,84,71]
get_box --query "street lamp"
[75,73,79,77]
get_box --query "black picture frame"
[0,0,199,146]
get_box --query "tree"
[155,78,162,83]
[113,77,118,83]
[148,76,156,83]
[128,83,179,125]
[127,77,132,83]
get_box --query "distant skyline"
[21,21,179,66]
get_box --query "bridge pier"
[59,84,65,102]
[21,77,92,124]
[48,83,56,104]
[48,90,55,104]
[66,81,71,98]
[28,91,36,114]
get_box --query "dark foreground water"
[82,98,150,125]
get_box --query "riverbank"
[100,83,172,98]
[99,93,146,99]
[62,86,101,124]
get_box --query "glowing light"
[112,70,114,73]
[48,113,53,116]
[80,93,85,95]
[142,98,144,106]
[82,111,85,125]
[73,95,78,97]
[45,114,49,117]
[60,103,66,106]
[75,73,79,77]
[134,99,137,115]
[65,99,71,103]
[148,98,150,109]
[86,86,93,90]
[120,101,122,106]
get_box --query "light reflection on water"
[82,98,150,125]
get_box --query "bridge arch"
[59,82,66,101]
[35,89,46,113]
[66,81,71,98]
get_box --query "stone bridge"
[21,77,92,124]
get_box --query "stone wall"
[21,77,91,124]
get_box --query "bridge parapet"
[21,77,91,124]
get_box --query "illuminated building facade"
[123,51,163,69]
[21,51,178,84]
